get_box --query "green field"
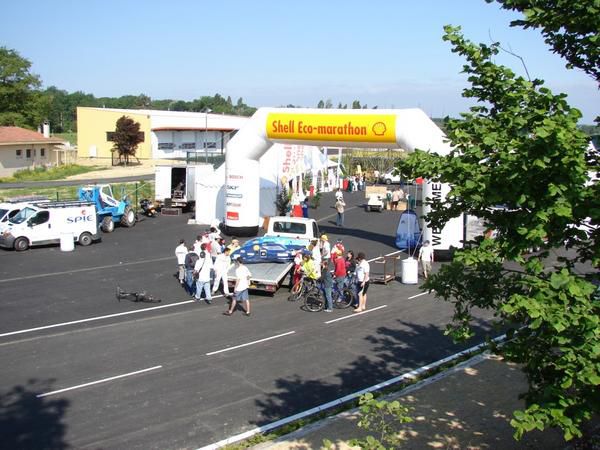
[0,181,155,204]
[0,164,105,183]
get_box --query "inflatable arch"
[224,107,464,252]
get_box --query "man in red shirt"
[333,251,347,294]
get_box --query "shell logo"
[372,122,387,136]
[253,244,260,251]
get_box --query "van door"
[154,166,172,202]
[27,210,53,244]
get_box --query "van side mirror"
[27,219,33,227]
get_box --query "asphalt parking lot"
[0,190,496,449]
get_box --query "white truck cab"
[0,201,100,251]
[0,196,49,224]
[266,216,319,243]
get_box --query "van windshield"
[0,209,8,220]
[272,221,306,235]
[9,207,36,224]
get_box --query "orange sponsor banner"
[266,113,396,144]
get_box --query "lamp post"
[203,108,212,164]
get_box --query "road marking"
[0,256,173,284]
[36,365,163,398]
[198,334,508,450]
[324,305,387,324]
[0,295,224,339]
[206,331,296,356]
[408,292,428,299]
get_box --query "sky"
[2,0,598,123]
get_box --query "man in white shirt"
[354,252,370,312]
[194,248,214,304]
[224,256,252,316]
[418,240,434,279]
[174,239,188,284]
[320,234,331,261]
[335,188,344,202]
[212,247,232,296]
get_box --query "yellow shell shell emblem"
[372,122,387,136]
[253,244,260,251]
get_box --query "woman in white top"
[354,252,370,312]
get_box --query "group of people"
[291,235,371,313]
[174,230,253,316]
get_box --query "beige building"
[0,127,66,177]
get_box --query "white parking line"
[0,296,223,339]
[324,305,388,324]
[408,292,428,299]
[0,256,173,284]
[206,331,296,356]
[36,365,163,398]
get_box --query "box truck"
[154,164,212,209]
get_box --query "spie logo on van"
[67,209,94,224]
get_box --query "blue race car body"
[231,236,305,263]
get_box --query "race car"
[230,236,304,263]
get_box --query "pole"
[204,113,208,164]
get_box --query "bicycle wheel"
[304,292,324,312]
[334,288,355,309]
[287,280,303,302]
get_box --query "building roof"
[0,127,66,146]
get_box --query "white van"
[0,201,100,251]
[0,196,49,224]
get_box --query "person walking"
[354,252,370,312]
[224,256,252,316]
[335,188,344,202]
[321,260,334,312]
[320,234,331,261]
[335,196,345,227]
[184,245,199,296]
[175,239,187,285]
[301,197,309,218]
[194,246,213,304]
[212,247,232,297]
[418,240,434,280]
[391,188,402,210]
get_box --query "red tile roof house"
[0,126,67,177]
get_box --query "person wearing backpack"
[184,246,199,296]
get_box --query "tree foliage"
[489,0,600,84]
[0,46,46,128]
[397,25,599,441]
[111,116,143,165]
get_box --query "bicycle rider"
[299,250,319,287]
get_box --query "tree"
[111,116,143,165]
[398,24,599,442]
[317,99,325,108]
[489,0,600,84]
[0,47,43,127]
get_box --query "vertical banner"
[225,160,260,230]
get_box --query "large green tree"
[0,47,47,128]
[398,23,599,441]
[111,116,143,165]
[489,0,600,84]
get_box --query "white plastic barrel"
[60,232,75,252]
[401,257,418,284]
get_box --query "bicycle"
[116,286,161,303]
[288,275,318,302]
[303,276,357,312]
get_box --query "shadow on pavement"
[0,379,70,450]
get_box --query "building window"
[158,142,175,150]
[180,142,196,150]
[40,148,46,158]
[26,149,31,158]
[16,149,22,159]
[203,142,217,149]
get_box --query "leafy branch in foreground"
[398,25,599,441]
[322,393,412,450]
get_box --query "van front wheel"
[14,237,29,252]
[79,232,93,246]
